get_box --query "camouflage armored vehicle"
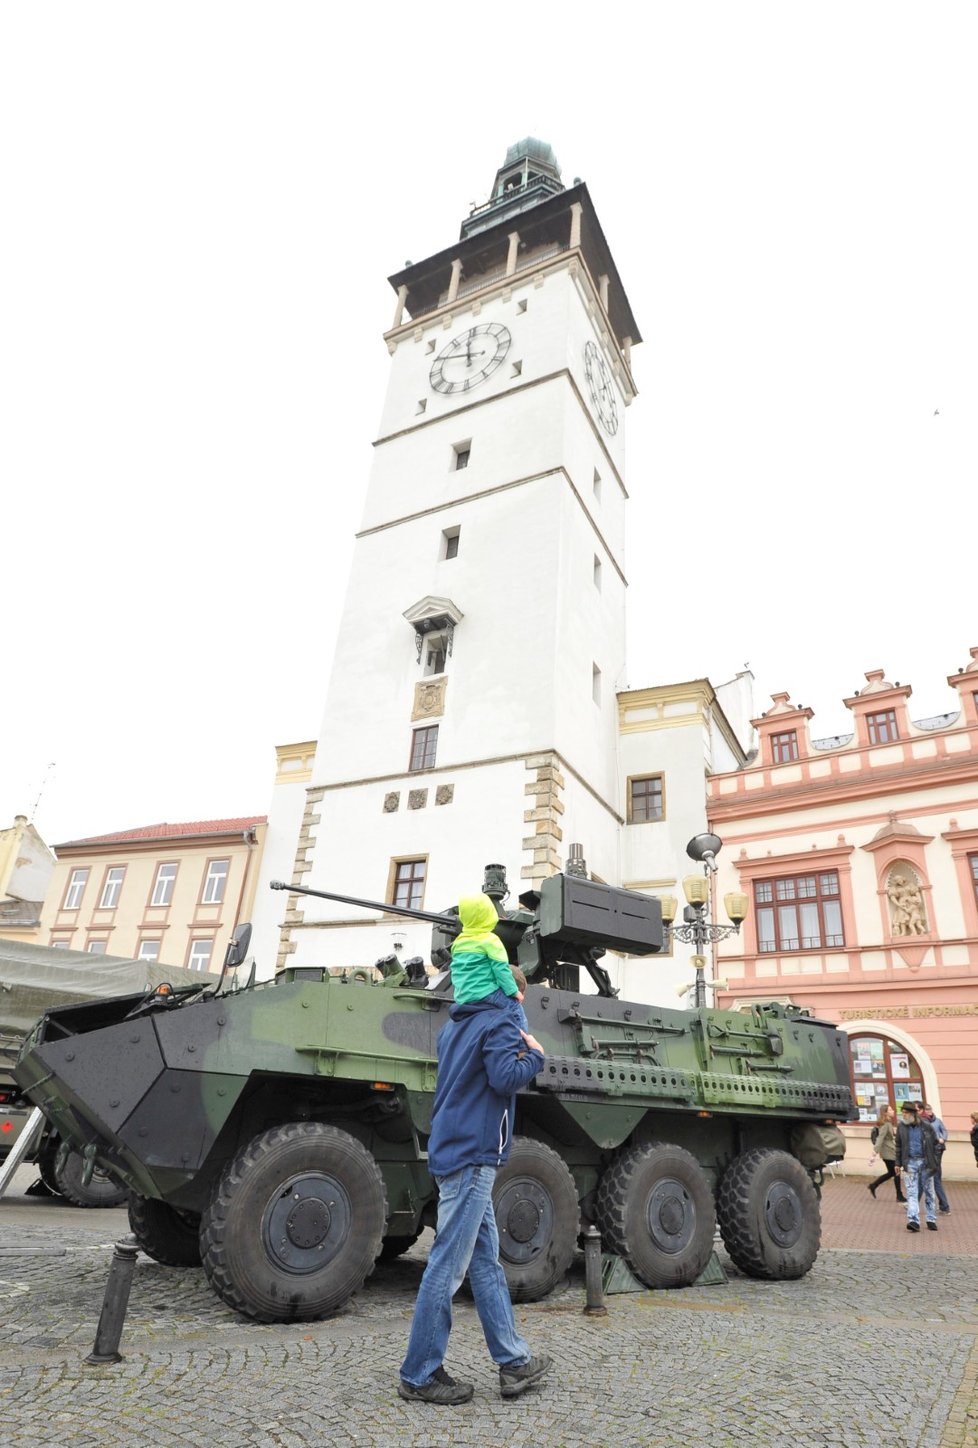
[14,864,853,1321]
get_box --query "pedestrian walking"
[918,1104,950,1214]
[970,1111,978,1167]
[894,1102,940,1232]
[868,1105,904,1202]
[398,934,552,1406]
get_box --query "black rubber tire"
[378,1231,422,1261]
[199,1122,387,1323]
[37,1131,61,1194]
[492,1137,580,1302]
[595,1140,715,1289]
[53,1143,128,1208]
[128,1193,202,1266]
[716,1147,821,1280]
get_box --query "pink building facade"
[707,649,978,1178]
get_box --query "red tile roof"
[55,817,267,848]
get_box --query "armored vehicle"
[0,941,218,1206]
[14,865,853,1322]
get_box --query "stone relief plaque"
[408,789,428,810]
[412,678,447,721]
[435,785,454,806]
[383,792,400,813]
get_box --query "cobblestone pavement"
[1,1172,977,1448]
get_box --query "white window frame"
[188,938,214,972]
[99,866,125,911]
[87,939,108,955]
[202,859,230,906]
[64,868,89,911]
[137,939,161,961]
[151,862,178,907]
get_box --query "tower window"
[593,555,602,591]
[517,299,528,314]
[424,636,447,675]
[442,527,460,560]
[593,469,602,502]
[510,360,522,377]
[426,339,436,354]
[592,664,602,705]
[410,725,439,772]
[453,443,471,470]
[391,858,427,911]
[416,398,427,415]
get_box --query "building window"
[629,776,664,823]
[424,638,447,676]
[453,442,471,470]
[201,859,230,905]
[188,939,214,972]
[593,555,602,591]
[50,937,71,949]
[770,731,798,764]
[63,868,89,911]
[754,872,844,952]
[99,867,125,910]
[87,939,108,955]
[867,709,899,744]
[410,725,438,772]
[150,862,178,907]
[392,859,426,910]
[443,527,460,560]
[593,469,601,501]
[137,939,161,961]
[970,854,978,909]
[848,1034,924,1122]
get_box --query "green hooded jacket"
[450,893,518,1004]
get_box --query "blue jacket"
[426,994,544,1177]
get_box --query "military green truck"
[1,941,218,1205]
[14,867,853,1321]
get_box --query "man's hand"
[520,1029,544,1054]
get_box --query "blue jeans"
[921,1159,950,1212]
[904,1158,936,1225]
[400,1164,530,1387]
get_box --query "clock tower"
[276,139,643,972]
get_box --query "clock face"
[583,340,619,436]
[429,323,512,395]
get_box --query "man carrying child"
[398,894,552,1405]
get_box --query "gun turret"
[271,860,663,998]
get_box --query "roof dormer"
[844,670,912,747]
[750,692,814,766]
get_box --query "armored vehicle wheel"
[128,1193,202,1266]
[53,1143,128,1208]
[492,1138,580,1301]
[595,1141,715,1288]
[717,1147,820,1280]
[199,1122,387,1323]
[378,1230,422,1261]
[37,1131,61,1194]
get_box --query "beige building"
[0,815,55,944]
[38,817,267,973]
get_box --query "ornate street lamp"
[659,833,748,1008]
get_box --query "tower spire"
[461,138,564,239]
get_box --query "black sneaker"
[499,1355,553,1399]
[907,1221,920,1232]
[927,1222,938,1231]
[939,1207,950,1214]
[398,1367,474,1405]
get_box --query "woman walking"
[868,1104,905,1202]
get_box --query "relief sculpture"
[886,870,928,936]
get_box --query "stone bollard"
[84,1234,140,1365]
[582,1224,608,1317]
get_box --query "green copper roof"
[503,137,561,176]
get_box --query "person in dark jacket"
[971,1111,978,1166]
[895,1102,940,1232]
[398,990,552,1405]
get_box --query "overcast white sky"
[2,3,975,847]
